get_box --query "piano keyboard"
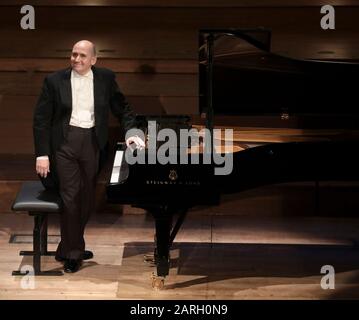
[110,150,124,184]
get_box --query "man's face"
[70,42,96,75]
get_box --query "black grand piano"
[106,29,359,289]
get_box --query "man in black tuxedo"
[33,40,144,273]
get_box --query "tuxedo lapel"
[92,66,104,122]
[60,68,72,110]
[60,67,103,121]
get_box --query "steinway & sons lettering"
[146,180,200,185]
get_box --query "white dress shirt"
[37,68,95,160]
[69,69,95,128]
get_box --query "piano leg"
[153,206,173,274]
[169,208,188,246]
[148,206,188,289]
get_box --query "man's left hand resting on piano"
[126,135,145,150]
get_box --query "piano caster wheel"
[151,272,165,290]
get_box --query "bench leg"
[12,213,62,276]
[40,214,56,256]
[17,214,57,256]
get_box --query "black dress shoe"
[83,250,93,260]
[55,250,93,262]
[64,259,82,273]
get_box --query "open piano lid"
[199,29,359,129]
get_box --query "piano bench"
[11,181,63,276]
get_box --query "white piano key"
[110,150,124,183]
[113,150,124,167]
[110,167,120,184]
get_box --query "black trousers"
[53,126,99,260]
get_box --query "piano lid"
[199,29,359,128]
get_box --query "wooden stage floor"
[1,206,359,300]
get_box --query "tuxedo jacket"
[33,66,137,185]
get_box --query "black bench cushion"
[12,181,62,213]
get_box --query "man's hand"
[36,158,50,178]
[126,135,145,150]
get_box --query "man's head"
[70,40,97,75]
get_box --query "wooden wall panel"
[1,7,359,59]
[0,122,33,154]
[0,95,37,120]
[0,72,198,96]
[0,58,197,74]
[126,96,197,115]
[1,6,357,30]
[0,94,198,154]
[0,30,358,60]
[0,29,195,59]
[0,95,197,119]
[0,95,197,117]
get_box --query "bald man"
[33,40,144,273]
